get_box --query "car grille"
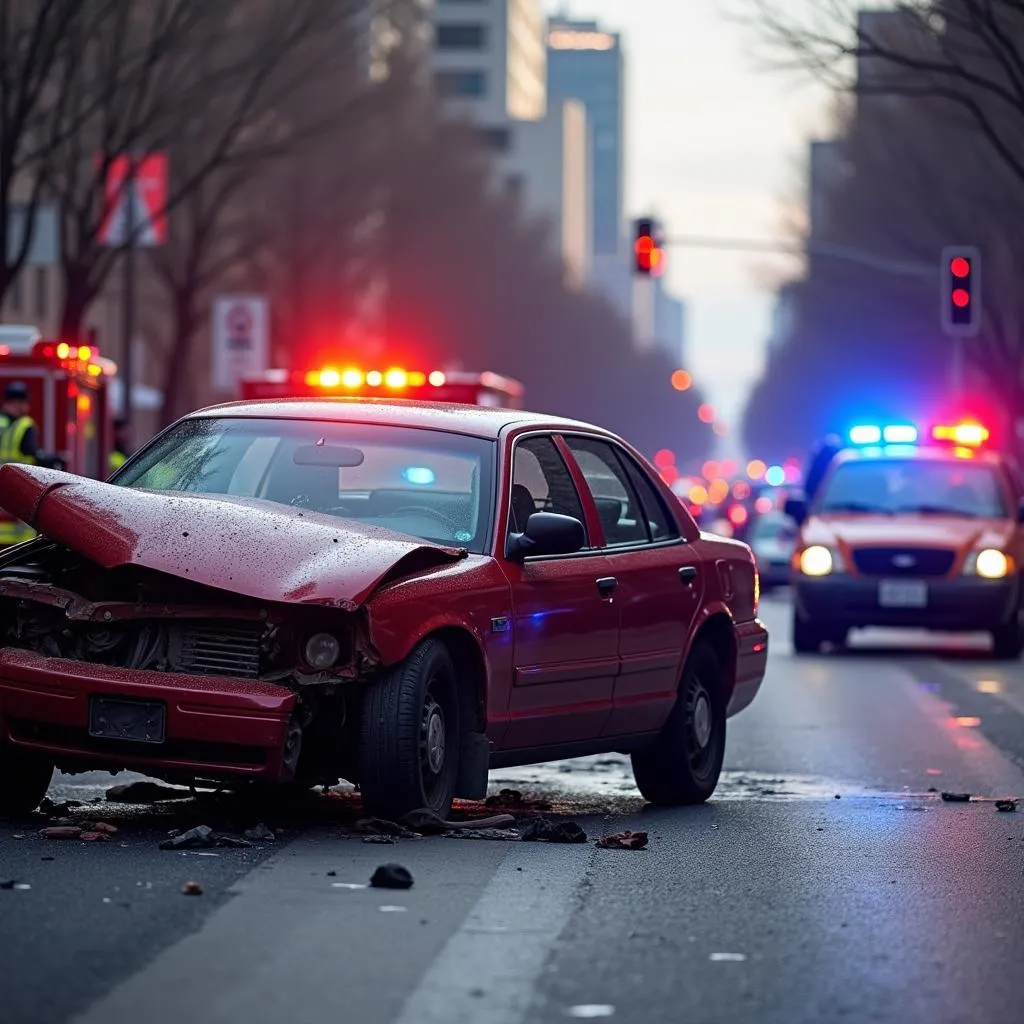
[170,622,264,679]
[851,547,956,577]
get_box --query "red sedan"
[0,400,768,819]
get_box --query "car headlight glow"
[799,545,834,577]
[975,549,1009,580]
[304,633,341,670]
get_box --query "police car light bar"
[932,422,989,446]
[848,424,919,445]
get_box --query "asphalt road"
[3,592,1024,1024]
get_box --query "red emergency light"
[931,421,989,447]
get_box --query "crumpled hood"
[0,465,466,610]
[803,513,1015,551]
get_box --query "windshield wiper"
[821,502,891,514]
[896,504,979,517]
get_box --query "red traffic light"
[952,288,970,308]
[950,256,971,277]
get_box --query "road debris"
[941,792,971,802]
[710,952,747,962]
[158,825,254,850]
[363,835,396,844]
[106,781,192,803]
[995,799,1017,812]
[81,831,111,842]
[370,864,414,889]
[38,798,82,816]
[596,830,648,850]
[484,788,553,812]
[442,827,521,841]
[1,880,31,891]
[521,817,587,844]
[243,823,275,841]
[181,881,204,895]
[354,817,419,839]
[402,809,517,834]
[566,1007,616,1019]
[39,826,82,840]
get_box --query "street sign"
[98,153,168,247]
[212,295,269,393]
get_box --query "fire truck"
[240,365,526,409]
[0,326,118,545]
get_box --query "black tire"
[358,638,460,820]
[0,743,53,818]
[630,642,726,805]
[792,609,825,653]
[991,618,1024,660]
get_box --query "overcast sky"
[545,0,833,456]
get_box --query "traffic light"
[940,246,981,336]
[633,217,664,276]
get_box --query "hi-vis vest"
[0,414,39,545]
[0,414,37,465]
[109,449,127,474]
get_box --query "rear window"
[816,458,1007,518]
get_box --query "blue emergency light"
[848,424,918,446]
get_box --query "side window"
[510,436,587,540]
[619,451,680,541]
[563,436,649,546]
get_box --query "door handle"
[679,566,698,582]
[596,576,618,597]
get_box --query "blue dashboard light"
[882,425,918,443]
[849,425,882,445]
[402,467,435,485]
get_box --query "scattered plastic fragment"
[181,881,204,895]
[521,818,587,844]
[995,799,1017,812]
[370,864,414,889]
[40,826,82,840]
[596,831,648,850]
[160,825,214,850]
[941,792,971,802]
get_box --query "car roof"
[832,444,1005,467]
[188,397,603,441]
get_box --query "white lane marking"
[392,843,594,1024]
[709,952,747,962]
[566,1007,615,1019]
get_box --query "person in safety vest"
[109,416,132,474]
[0,381,43,545]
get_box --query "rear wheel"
[358,638,460,820]
[0,743,53,818]
[631,642,726,805]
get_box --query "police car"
[785,420,1024,658]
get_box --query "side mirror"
[506,512,585,561]
[1017,497,1024,524]
[784,494,807,525]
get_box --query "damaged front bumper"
[0,648,297,781]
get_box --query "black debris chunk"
[370,864,414,889]
[159,825,215,850]
[107,781,191,803]
[995,799,1017,813]
[243,823,276,842]
[1,879,16,890]
[521,817,587,844]
[941,792,971,802]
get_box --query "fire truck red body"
[0,328,118,545]
[240,365,525,409]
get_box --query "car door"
[561,434,703,737]
[501,433,620,749]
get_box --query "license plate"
[878,580,928,608]
[88,696,166,744]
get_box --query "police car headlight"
[967,549,1010,580]
[798,545,842,577]
[304,633,341,670]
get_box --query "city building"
[653,280,686,364]
[546,14,629,315]
[808,139,845,243]
[428,0,591,285]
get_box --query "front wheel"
[358,638,460,820]
[0,743,54,818]
[631,642,726,805]
[991,617,1024,660]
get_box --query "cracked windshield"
[1,3,1023,1024]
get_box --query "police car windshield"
[816,458,1007,518]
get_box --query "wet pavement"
[3,592,1024,1023]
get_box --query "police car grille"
[173,623,263,679]
[851,547,956,577]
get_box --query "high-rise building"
[654,282,686,365]
[427,0,590,285]
[431,0,546,123]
